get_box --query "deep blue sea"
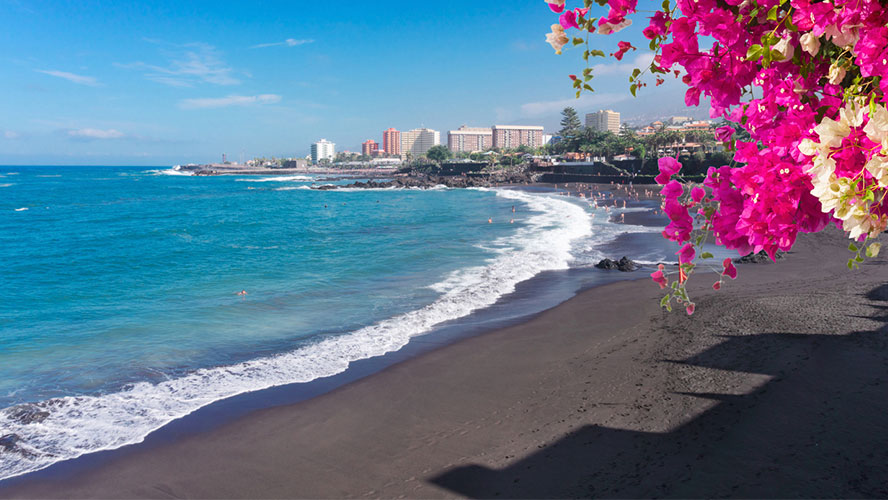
[0,165,678,480]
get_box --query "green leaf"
[583,50,590,61]
[589,49,605,57]
[649,39,658,51]
[701,252,714,259]
[849,242,859,252]
[746,44,763,61]
[855,255,864,263]
[867,242,881,258]
[584,74,593,82]
[630,83,637,97]
[662,0,670,9]
[576,90,582,98]
[583,84,594,92]
[572,37,584,46]
[766,5,778,21]
[848,259,854,270]
[631,68,641,79]
[660,295,671,308]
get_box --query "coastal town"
[179,108,728,179]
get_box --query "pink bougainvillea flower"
[691,186,706,204]
[655,156,682,185]
[560,10,580,30]
[614,40,636,60]
[568,74,578,81]
[722,258,737,279]
[546,0,565,13]
[574,7,589,18]
[660,179,683,199]
[686,303,696,315]
[677,243,696,264]
[714,125,734,142]
[712,281,722,290]
[650,269,668,289]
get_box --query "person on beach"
[511,205,515,213]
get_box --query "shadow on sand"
[430,284,888,498]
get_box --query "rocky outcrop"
[595,257,639,272]
[314,172,537,190]
[7,404,50,424]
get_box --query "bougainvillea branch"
[546,0,888,313]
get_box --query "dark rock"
[7,404,50,424]
[595,256,638,272]
[0,434,20,452]
[734,250,786,264]
[0,433,37,458]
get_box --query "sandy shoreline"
[3,187,888,497]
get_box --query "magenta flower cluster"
[547,0,888,312]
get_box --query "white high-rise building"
[585,110,621,133]
[401,128,440,157]
[310,139,335,164]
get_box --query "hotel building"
[491,125,544,149]
[362,139,379,157]
[586,110,621,133]
[401,128,440,157]
[310,139,335,164]
[447,126,492,153]
[382,128,401,157]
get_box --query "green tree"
[426,145,453,164]
[559,107,582,138]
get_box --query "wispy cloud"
[250,38,314,49]
[3,131,19,139]
[520,93,630,117]
[36,70,101,87]
[116,42,239,87]
[67,128,125,140]
[178,94,282,110]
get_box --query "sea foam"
[0,189,591,481]
[236,175,315,182]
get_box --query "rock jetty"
[313,172,537,190]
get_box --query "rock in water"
[595,256,638,272]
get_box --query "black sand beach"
[2,186,888,498]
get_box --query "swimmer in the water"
[488,218,492,223]
[237,290,247,296]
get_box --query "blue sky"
[0,0,703,165]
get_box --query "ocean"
[0,165,677,481]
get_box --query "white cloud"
[67,128,125,139]
[590,52,655,76]
[178,94,282,110]
[250,38,315,49]
[117,42,239,87]
[520,92,630,117]
[4,131,19,139]
[36,70,101,86]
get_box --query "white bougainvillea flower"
[866,155,888,187]
[828,63,847,84]
[545,23,568,54]
[800,32,821,56]
[863,104,888,148]
[773,37,794,61]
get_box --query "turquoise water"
[1,166,638,480]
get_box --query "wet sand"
[3,224,888,498]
